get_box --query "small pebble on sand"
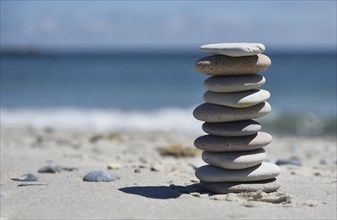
[38,165,78,173]
[83,170,114,182]
[11,174,38,182]
[276,156,302,166]
[134,168,141,173]
[38,165,59,173]
[107,163,121,170]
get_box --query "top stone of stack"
[195,43,271,76]
[200,43,265,57]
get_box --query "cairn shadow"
[119,183,207,200]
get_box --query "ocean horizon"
[1,50,336,135]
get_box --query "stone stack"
[193,43,280,194]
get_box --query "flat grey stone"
[203,89,270,108]
[83,170,113,182]
[193,102,271,123]
[195,162,280,182]
[194,132,272,152]
[204,75,266,92]
[195,54,271,75]
[202,149,266,169]
[11,174,38,182]
[200,43,265,57]
[202,120,261,136]
[200,178,280,193]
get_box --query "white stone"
[200,43,265,57]
[204,75,266,92]
[195,162,280,182]
[202,149,266,169]
[203,89,270,108]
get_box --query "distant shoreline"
[1,48,336,57]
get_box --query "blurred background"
[1,1,336,135]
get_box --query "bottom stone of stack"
[196,162,280,182]
[200,178,280,193]
[195,162,280,193]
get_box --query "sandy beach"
[1,1,336,219]
[1,125,336,219]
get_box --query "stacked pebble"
[193,43,280,194]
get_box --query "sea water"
[1,51,336,135]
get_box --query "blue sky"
[1,1,336,50]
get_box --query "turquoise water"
[1,51,336,135]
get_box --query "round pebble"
[195,162,280,182]
[203,89,270,108]
[83,170,114,182]
[202,148,266,169]
[193,102,271,123]
[11,174,38,182]
[202,120,261,136]
[200,43,265,57]
[195,54,271,75]
[194,132,272,152]
[204,75,266,92]
[200,178,280,193]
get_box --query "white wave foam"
[0,107,202,132]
